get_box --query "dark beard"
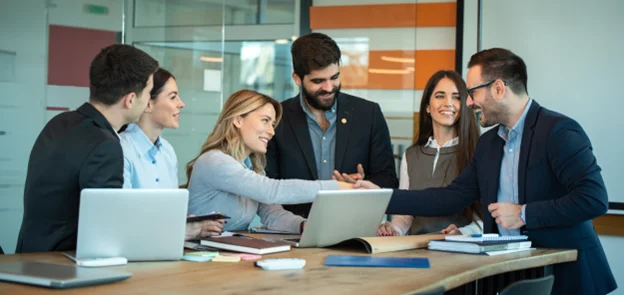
[301,83,341,111]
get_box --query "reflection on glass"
[134,0,295,27]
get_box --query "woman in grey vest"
[378,70,482,236]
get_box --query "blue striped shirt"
[496,99,532,235]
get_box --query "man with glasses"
[356,48,616,295]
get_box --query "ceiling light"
[368,68,411,74]
[200,56,223,63]
[381,56,415,64]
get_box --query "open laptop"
[276,189,393,247]
[75,188,188,261]
[0,262,131,289]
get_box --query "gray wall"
[464,0,624,293]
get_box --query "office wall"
[45,0,123,120]
[463,0,624,293]
[0,0,47,255]
[310,0,458,159]
[0,0,124,254]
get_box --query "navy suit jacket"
[387,101,616,295]
[16,103,124,253]
[266,93,398,217]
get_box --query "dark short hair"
[150,68,176,100]
[467,48,528,95]
[291,33,341,79]
[89,44,159,105]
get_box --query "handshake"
[333,164,380,190]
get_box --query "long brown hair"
[181,90,282,188]
[415,70,483,223]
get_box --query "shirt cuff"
[520,204,527,224]
[321,180,340,190]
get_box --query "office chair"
[500,275,555,295]
[416,286,444,295]
[0,246,4,255]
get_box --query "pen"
[471,234,500,238]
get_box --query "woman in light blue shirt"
[120,68,224,239]
[184,90,352,233]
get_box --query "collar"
[425,136,459,148]
[241,157,253,170]
[498,98,533,141]
[125,124,162,155]
[299,92,337,121]
[76,102,118,140]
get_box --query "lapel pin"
[341,118,347,124]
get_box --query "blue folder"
[324,255,430,268]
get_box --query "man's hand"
[185,214,225,240]
[488,202,525,230]
[353,180,380,189]
[332,164,365,183]
[377,221,399,236]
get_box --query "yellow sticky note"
[212,255,241,262]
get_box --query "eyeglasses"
[467,80,508,97]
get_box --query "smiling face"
[426,77,461,129]
[466,65,500,127]
[148,77,185,129]
[293,63,341,111]
[234,103,277,155]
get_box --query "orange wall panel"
[414,50,456,89]
[310,2,456,29]
[341,50,455,90]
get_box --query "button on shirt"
[119,124,179,189]
[300,95,337,180]
[424,136,459,175]
[496,99,532,236]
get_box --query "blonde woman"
[184,90,352,233]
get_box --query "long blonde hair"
[181,90,282,188]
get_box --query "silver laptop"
[278,189,392,247]
[76,189,188,261]
[0,262,131,289]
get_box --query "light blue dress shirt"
[496,99,532,235]
[119,124,179,189]
[300,94,337,180]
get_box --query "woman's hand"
[337,181,354,190]
[185,214,226,240]
[377,221,399,236]
[441,224,462,235]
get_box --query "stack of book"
[200,235,292,255]
[428,234,533,255]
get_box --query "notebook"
[324,255,430,268]
[445,234,529,243]
[200,236,291,255]
[428,240,532,254]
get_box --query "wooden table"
[0,246,576,294]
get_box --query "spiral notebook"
[445,234,528,243]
